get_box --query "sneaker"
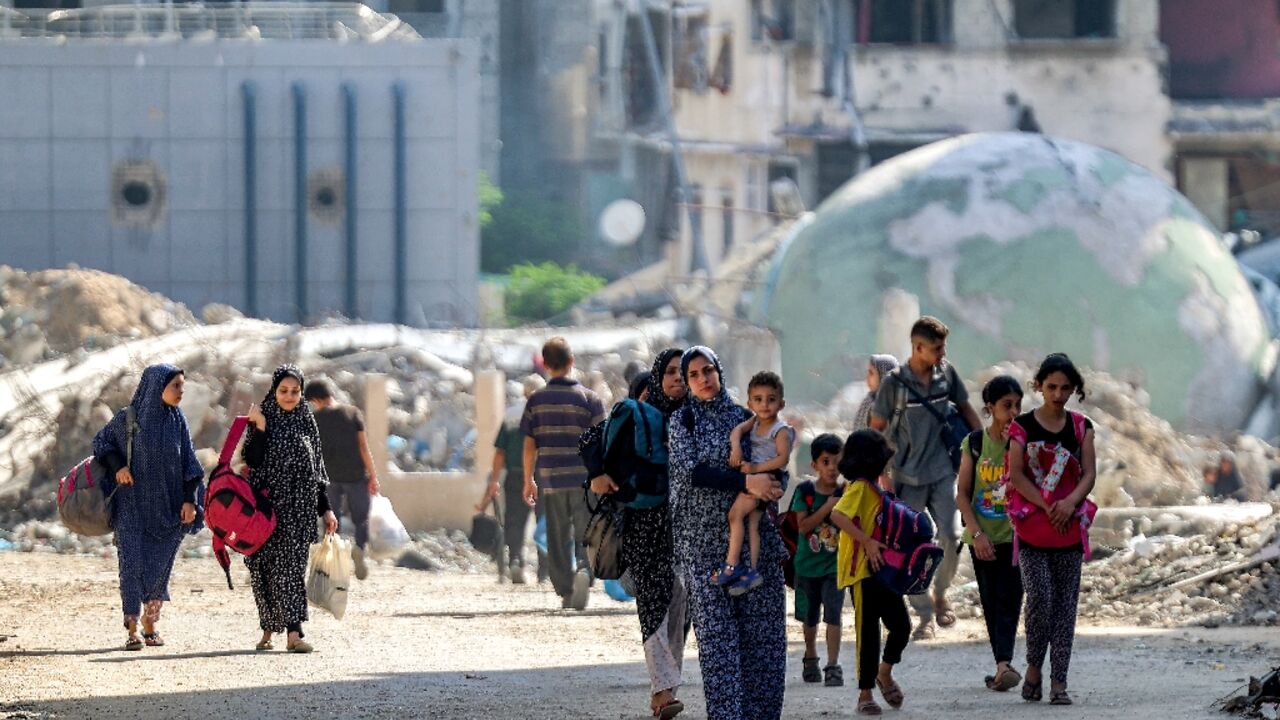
[352,545,369,581]
[823,664,844,687]
[570,569,591,610]
[727,568,762,597]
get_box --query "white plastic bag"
[366,494,411,560]
[306,534,354,620]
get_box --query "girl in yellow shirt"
[830,430,910,716]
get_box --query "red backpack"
[773,481,815,589]
[1003,411,1098,562]
[205,416,277,589]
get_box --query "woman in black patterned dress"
[243,365,337,653]
[582,349,689,718]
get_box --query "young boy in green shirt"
[790,433,846,686]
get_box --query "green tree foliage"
[481,191,584,274]
[504,262,605,325]
[478,172,502,231]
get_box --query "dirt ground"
[0,553,1275,719]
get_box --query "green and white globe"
[753,132,1269,433]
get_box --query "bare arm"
[797,496,837,535]
[955,449,981,531]
[357,430,380,494]
[1071,429,1097,502]
[522,436,538,506]
[957,400,982,432]
[830,506,884,570]
[728,418,752,468]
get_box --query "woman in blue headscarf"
[667,346,786,720]
[93,363,205,651]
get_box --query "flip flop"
[142,632,165,647]
[856,699,883,716]
[1022,678,1043,702]
[124,635,144,651]
[654,699,684,719]
[1050,688,1072,705]
[255,639,274,651]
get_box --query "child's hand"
[729,445,743,469]
[863,538,885,571]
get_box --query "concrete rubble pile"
[0,522,496,574]
[0,265,196,367]
[949,507,1280,628]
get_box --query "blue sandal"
[711,562,745,587]
[728,568,762,596]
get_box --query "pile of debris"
[0,265,196,366]
[948,505,1280,628]
[0,521,498,574]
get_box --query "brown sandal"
[142,632,165,647]
[934,599,956,627]
[857,699,883,716]
[124,635,144,651]
[876,677,905,709]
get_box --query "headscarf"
[853,354,900,431]
[247,365,329,540]
[93,363,205,537]
[668,345,765,568]
[627,372,651,401]
[645,348,686,417]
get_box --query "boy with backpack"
[789,433,846,687]
[869,316,981,639]
[830,430,913,716]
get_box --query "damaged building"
[592,0,1172,273]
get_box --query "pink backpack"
[1004,411,1098,562]
[205,417,277,589]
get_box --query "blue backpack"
[870,487,944,595]
[601,399,669,509]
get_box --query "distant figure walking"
[243,365,337,653]
[93,363,205,650]
[522,337,605,610]
[478,374,547,583]
[305,379,380,580]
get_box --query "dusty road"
[0,553,1275,719]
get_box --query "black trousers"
[853,579,911,690]
[327,482,371,550]
[502,476,547,575]
[970,542,1024,664]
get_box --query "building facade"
[0,4,481,327]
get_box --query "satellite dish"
[599,199,646,247]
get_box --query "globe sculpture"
[753,133,1270,433]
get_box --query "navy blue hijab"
[93,363,205,537]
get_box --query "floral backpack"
[1003,411,1098,563]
